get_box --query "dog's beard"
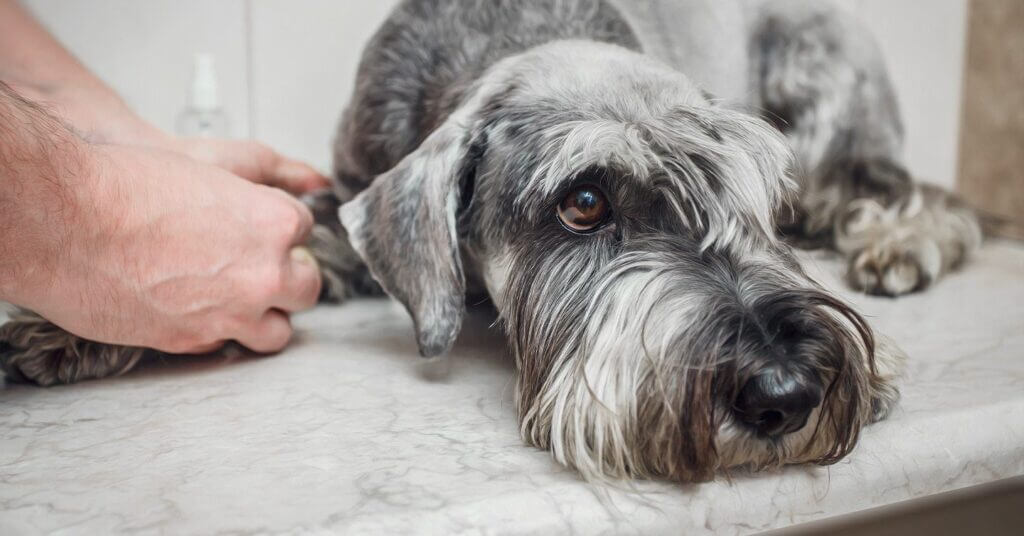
[502,235,882,482]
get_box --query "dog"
[1,0,981,483]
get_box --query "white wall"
[21,0,399,173]
[835,0,969,188]
[23,0,254,138]
[248,0,398,172]
[23,0,965,188]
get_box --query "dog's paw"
[2,340,78,386]
[847,245,931,296]
[870,386,900,423]
[319,265,383,304]
[836,186,981,297]
[0,313,145,386]
[846,235,941,297]
[309,224,384,304]
[868,377,901,423]
[867,334,905,423]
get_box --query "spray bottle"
[176,53,229,137]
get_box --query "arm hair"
[0,80,89,303]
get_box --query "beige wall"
[24,0,968,189]
[957,0,1024,238]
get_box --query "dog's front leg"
[1,191,380,386]
[303,189,383,303]
[834,182,981,296]
[0,310,147,386]
[750,1,982,295]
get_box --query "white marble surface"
[1,242,1023,535]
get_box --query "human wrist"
[44,82,169,147]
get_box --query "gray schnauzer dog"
[2,0,981,482]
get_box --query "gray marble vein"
[2,242,1023,535]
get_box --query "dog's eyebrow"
[671,107,724,142]
[519,119,658,205]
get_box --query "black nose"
[734,367,822,437]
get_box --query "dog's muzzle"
[721,292,836,438]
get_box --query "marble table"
[2,242,1023,535]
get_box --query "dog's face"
[340,42,901,482]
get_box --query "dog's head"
[340,41,902,482]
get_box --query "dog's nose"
[734,367,822,437]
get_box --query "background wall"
[22,0,967,188]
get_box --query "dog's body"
[333,0,980,293]
[2,0,981,483]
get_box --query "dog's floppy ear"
[338,80,505,358]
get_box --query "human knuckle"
[204,314,241,341]
[304,271,324,303]
[270,322,293,350]
[162,333,203,354]
[248,267,286,303]
[264,201,304,241]
[268,329,291,350]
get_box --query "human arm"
[0,82,321,353]
[0,0,328,193]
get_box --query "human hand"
[0,3,327,354]
[17,143,323,354]
[7,82,329,194]
[171,137,330,194]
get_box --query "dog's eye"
[557,185,610,233]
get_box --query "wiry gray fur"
[0,310,146,386]
[5,0,972,484]
[334,0,911,481]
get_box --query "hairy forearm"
[0,81,89,304]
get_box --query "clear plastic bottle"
[176,53,229,137]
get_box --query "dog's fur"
[2,0,980,483]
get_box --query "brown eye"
[557,185,611,233]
